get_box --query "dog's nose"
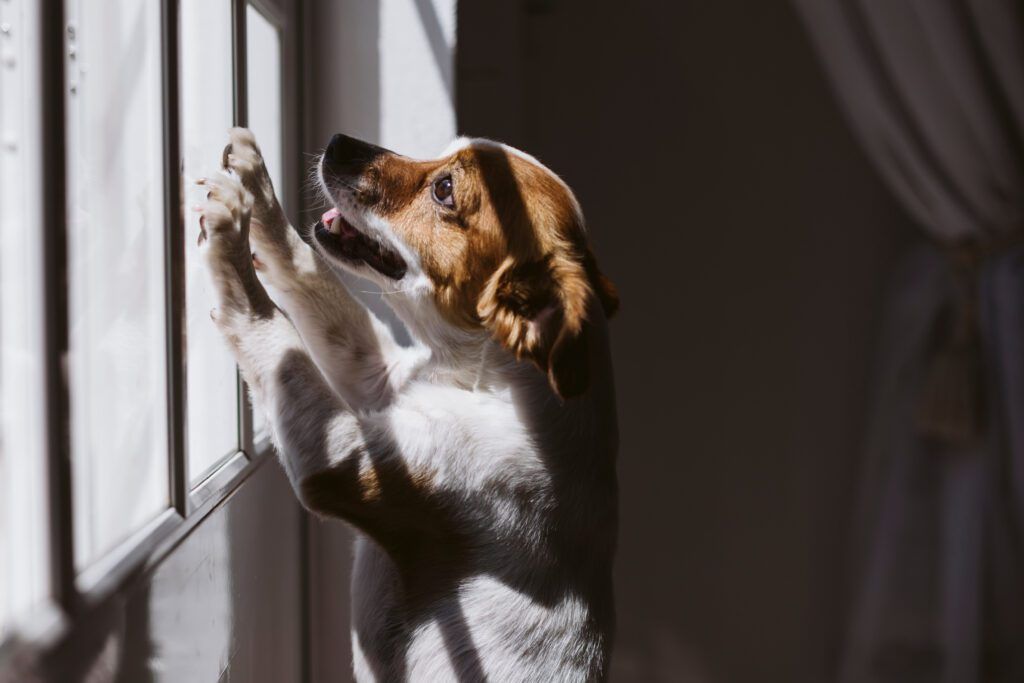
[323,134,390,177]
[324,134,361,164]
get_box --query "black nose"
[323,134,391,177]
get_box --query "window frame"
[0,0,293,670]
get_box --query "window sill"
[0,439,275,679]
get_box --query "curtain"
[788,2,1024,682]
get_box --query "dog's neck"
[384,290,540,394]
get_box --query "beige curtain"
[789,1,1024,681]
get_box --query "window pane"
[246,5,282,439]
[66,0,169,567]
[182,0,239,482]
[0,0,48,633]
[246,5,283,196]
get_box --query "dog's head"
[315,134,618,398]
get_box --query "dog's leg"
[219,128,409,411]
[198,172,417,520]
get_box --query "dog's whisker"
[357,286,414,296]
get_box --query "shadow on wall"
[458,1,917,682]
[303,3,374,682]
[36,463,304,683]
[410,0,454,99]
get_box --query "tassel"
[915,248,984,442]
[915,331,984,441]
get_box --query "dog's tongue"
[321,207,340,228]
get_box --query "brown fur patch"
[358,466,383,502]
[299,459,436,521]
[299,460,451,573]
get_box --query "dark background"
[457,2,920,681]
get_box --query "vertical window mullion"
[232,0,255,458]
[40,0,78,615]
[232,0,249,127]
[162,0,188,516]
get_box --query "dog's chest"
[388,382,547,488]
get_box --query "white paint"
[0,0,48,635]
[379,0,457,157]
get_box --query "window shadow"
[410,0,454,99]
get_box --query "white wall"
[306,0,456,156]
[305,0,455,348]
[380,0,456,157]
[303,2,456,679]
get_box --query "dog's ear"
[583,247,619,320]
[477,249,618,399]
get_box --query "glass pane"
[0,0,48,633]
[246,5,283,196]
[66,0,169,567]
[246,4,282,439]
[182,0,239,482]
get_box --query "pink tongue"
[321,207,340,227]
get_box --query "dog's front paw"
[222,128,283,230]
[198,172,273,320]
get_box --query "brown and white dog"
[198,129,619,681]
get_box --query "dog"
[198,128,619,681]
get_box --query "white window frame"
[0,0,293,671]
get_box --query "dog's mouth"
[313,208,407,280]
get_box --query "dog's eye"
[432,175,454,207]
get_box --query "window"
[247,4,283,195]
[0,0,296,664]
[0,0,48,636]
[181,0,239,483]
[245,4,283,439]
[65,0,170,568]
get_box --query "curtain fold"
[789,2,1024,681]
[979,248,1024,682]
[793,0,1024,241]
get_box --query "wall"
[35,462,304,683]
[303,0,456,344]
[302,0,455,158]
[301,1,922,680]
[301,1,457,680]
[458,2,918,682]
